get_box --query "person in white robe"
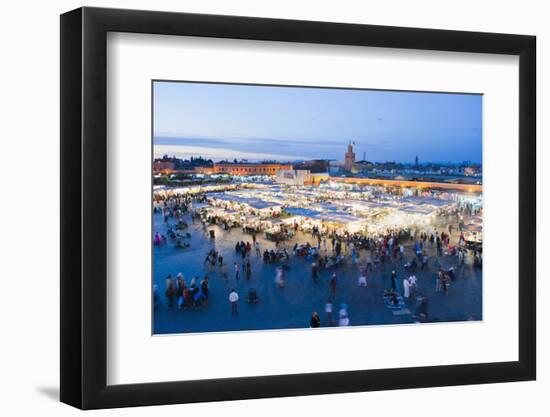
[403,278,410,298]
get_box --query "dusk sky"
[153,81,482,164]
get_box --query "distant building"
[415,155,419,167]
[276,169,312,186]
[153,160,177,173]
[463,164,482,176]
[275,170,330,186]
[194,166,215,174]
[351,160,374,173]
[292,159,330,173]
[212,162,293,176]
[153,155,213,174]
[344,142,356,171]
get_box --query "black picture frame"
[60,6,536,410]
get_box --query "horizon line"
[154,154,482,166]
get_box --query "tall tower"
[344,141,355,171]
[415,155,419,168]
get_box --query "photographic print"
[152,81,483,335]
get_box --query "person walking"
[325,300,333,325]
[234,262,240,280]
[421,252,429,270]
[330,273,337,299]
[338,304,350,326]
[275,267,285,288]
[358,271,367,287]
[200,276,209,300]
[391,270,397,291]
[408,274,418,298]
[311,262,318,283]
[175,272,185,296]
[366,255,373,272]
[436,271,443,292]
[165,274,176,308]
[403,277,410,298]
[443,274,450,296]
[229,289,239,314]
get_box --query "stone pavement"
[153,213,482,334]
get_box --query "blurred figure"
[403,277,410,298]
[330,273,337,298]
[275,267,285,288]
[408,274,418,298]
[358,271,367,287]
[324,300,333,325]
[164,274,176,308]
[338,305,350,327]
[229,289,239,314]
[311,262,318,283]
[310,312,321,328]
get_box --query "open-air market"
[153,167,483,334]
[152,81,483,334]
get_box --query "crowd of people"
[154,189,482,329]
[157,272,210,310]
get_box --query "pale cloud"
[153,144,309,162]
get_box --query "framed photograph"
[60,6,536,409]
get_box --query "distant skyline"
[153,81,482,164]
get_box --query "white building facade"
[275,169,313,186]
